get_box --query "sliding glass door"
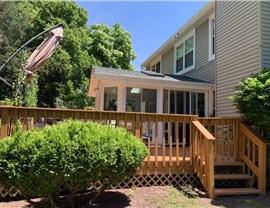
[163,90,205,117]
[163,89,205,145]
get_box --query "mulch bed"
[0,186,270,208]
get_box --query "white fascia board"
[94,73,213,91]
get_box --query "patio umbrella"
[25,26,64,83]
[0,23,64,87]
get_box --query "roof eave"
[141,1,214,67]
[93,72,213,90]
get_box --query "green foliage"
[0,2,30,100]
[0,120,148,205]
[0,98,13,106]
[0,1,136,109]
[24,75,39,107]
[17,1,92,108]
[232,68,270,138]
[89,23,136,70]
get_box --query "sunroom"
[89,66,214,144]
[89,66,214,115]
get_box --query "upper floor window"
[175,30,195,74]
[209,13,215,61]
[151,61,161,73]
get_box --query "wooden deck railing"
[1,106,269,197]
[191,120,215,199]
[198,118,240,161]
[0,106,197,174]
[239,123,269,194]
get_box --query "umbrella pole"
[0,23,64,87]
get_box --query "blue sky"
[76,1,208,70]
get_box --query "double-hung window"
[175,31,195,74]
[208,13,215,61]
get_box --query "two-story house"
[89,1,270,118]
[141,0,270,117]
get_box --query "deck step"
[214,161,244,166]
[215,174,252,180]
[215,188,260,196]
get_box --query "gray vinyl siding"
[261,1,270,69]
[162,48,174,74]
[184,20,215,83]
[216,1,260,117]
[161,19,215,82]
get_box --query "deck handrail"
[198,117,240,161]
[191,120,215,199]
[239,122,270,194]
[0,106,197,175]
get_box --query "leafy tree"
[17,1,93,108]
[232,68,270,138]
[0,2,30,101]
[89,23,136,70]
[0,1,136,109]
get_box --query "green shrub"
[232,68,270,138]
[0,120,148,205]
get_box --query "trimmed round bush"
[0,120,148,203]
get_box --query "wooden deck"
[0,106,268,198]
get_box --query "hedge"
[0,120,148,206]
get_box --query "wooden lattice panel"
[1,173,202,198]
[111,173,201,189]
[0,185,20,198]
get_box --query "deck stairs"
[214,161,260,196]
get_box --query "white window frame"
[208,13,215,61]
[174,29,195,75]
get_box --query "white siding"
[216,1,260,117]
[261,1,270,69]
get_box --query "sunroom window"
[175,32,195,74]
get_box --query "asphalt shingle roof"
[92,66,210,84]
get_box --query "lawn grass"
[145,186,223,208]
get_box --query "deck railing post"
[258,143,267,194]
[0,107,9,139]
[206,139,215,199]
[135,114,141,139]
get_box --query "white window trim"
[208,13,215,61]
[174,29,195,75]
